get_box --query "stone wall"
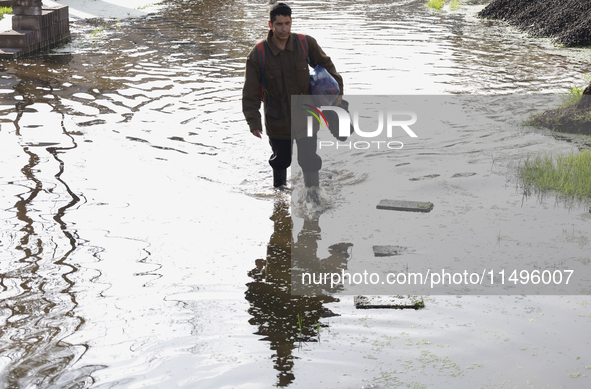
[0,0,70,59]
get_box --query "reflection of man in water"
[242,2,343,189]
[245,200,352,386]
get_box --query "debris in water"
[354,295,424,309]
[376,199,434,213]
[372,245,410,257]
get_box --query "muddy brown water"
[1,0,591,388]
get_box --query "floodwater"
[1,0,591,388]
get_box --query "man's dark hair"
[269,2,291,23]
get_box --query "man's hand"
[251,129,263,138]
[335,95,343,107]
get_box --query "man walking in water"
[242,2,343,190]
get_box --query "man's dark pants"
[268,133,321,187]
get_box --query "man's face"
[268,15,292,42]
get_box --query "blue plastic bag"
[309,65,340,106]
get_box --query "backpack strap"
[296,33,310,64]
[256,40,266,101]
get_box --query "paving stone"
[372,245,409,257]
[13,0,42,7]
[13,13,55,30]
[354,295,424,309]
[0,5,69,59]
[0,30,38,48]
[13,6,43,16]
[376,199,434,213]
[0,47,23,59]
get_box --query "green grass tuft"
[559,84,585,109]
[0,7,12,20]
[518,149,591,200]
[559,75,591,109]
[427,0,445,10]
[426,0,462,11]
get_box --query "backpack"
[256,33,310,101]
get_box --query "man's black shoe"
[273,169,287,188]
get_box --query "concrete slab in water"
[376,199,434,213]
[355,295,424,309]
[372,245,409,257]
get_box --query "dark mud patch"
[478,0,591,47]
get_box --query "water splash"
[291,185,332,221]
